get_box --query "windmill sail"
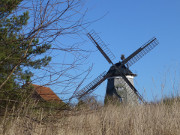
[121,73,145,103]
[87,30,115,64]
[74,71,108,99]
[122,37,159,68]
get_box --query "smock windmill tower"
[74,30,159,104]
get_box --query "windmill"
[74,30,159,104]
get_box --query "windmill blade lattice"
[74,71,108,99]
[122,37,159,68]
[121,73,145,103]
[87,30,115,64]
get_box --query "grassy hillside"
[0,99,180,135]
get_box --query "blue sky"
[78,0,180,102]
[31,0,180,102]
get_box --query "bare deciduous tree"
[0,0,92,101]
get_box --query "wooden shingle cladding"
[31,84,61,102]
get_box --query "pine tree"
[0,0,51,101]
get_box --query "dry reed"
[0,100,180,135]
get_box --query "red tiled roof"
[32,84,61,102]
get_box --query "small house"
[31,84,61,102]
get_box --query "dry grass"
[0,100,180,135]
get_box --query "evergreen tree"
[0,0,51,101]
